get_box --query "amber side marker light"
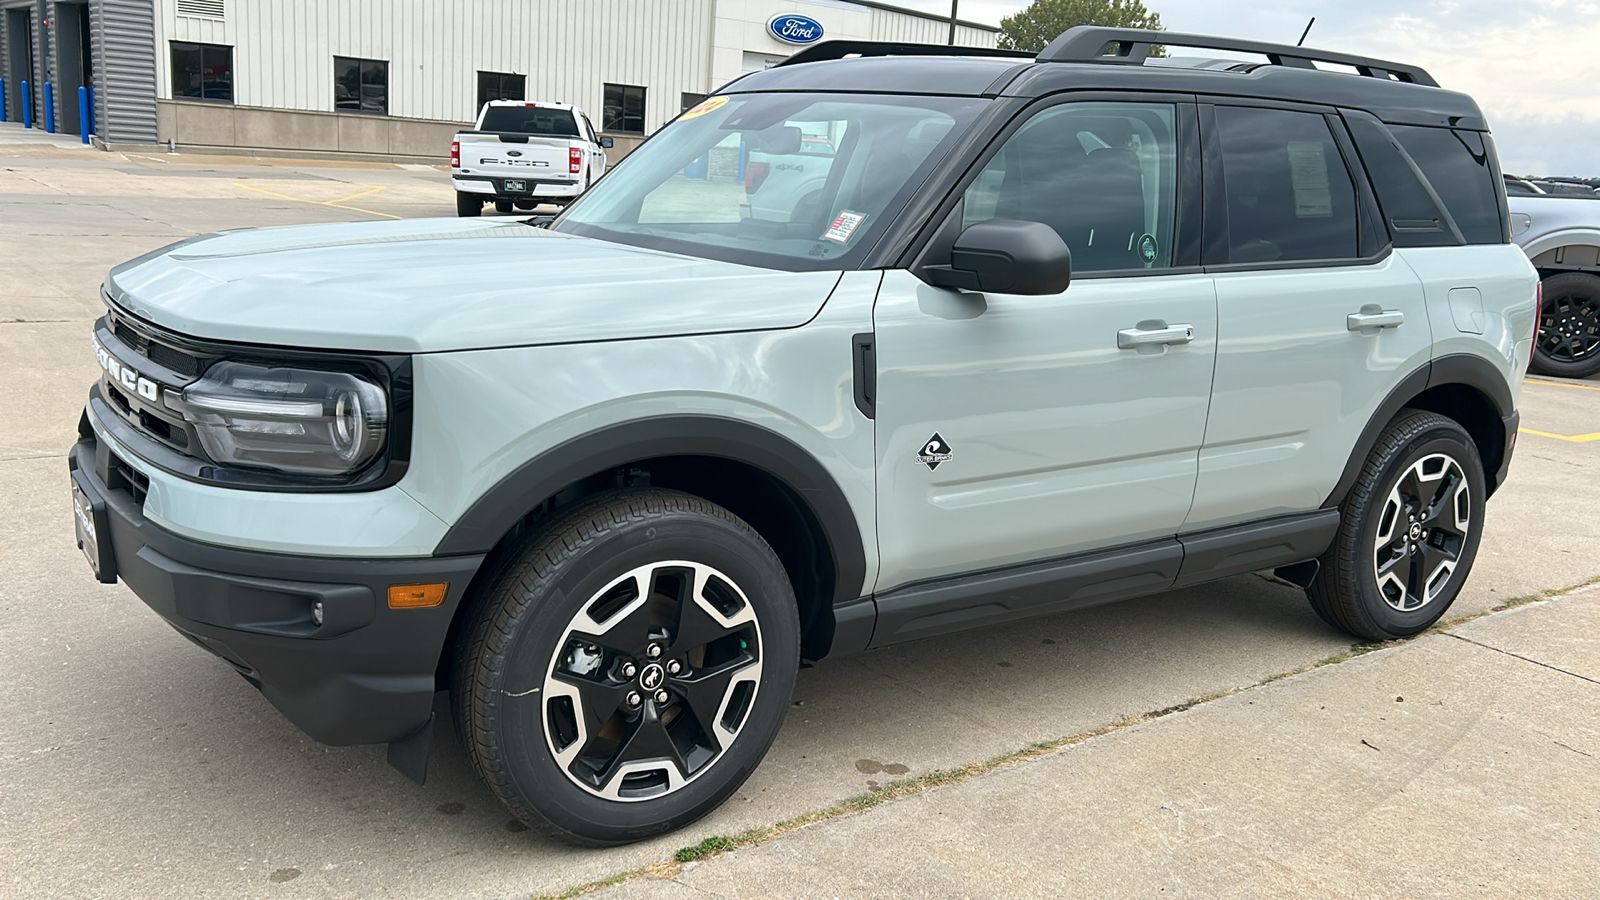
[389,583,449,609]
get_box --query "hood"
[106,218,842,353]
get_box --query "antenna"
[1297,17,1316,47]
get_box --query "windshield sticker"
[916,433,953,471]
[1286,141,1333,219]
[1138,233,1159,263]
[679,96,730,121]
[823,210,867,243]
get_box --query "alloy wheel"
[1372,453,1471,612]
[1538,288,1600,364]
[542,561,762,801]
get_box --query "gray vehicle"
[70,28,1536,845]
[1509,192,1600,377]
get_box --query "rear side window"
[1214,106,1359,264]
[1388,125,1503,244]
[480,106,580,137]
[1344,112,1457,247]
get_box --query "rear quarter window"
[1344,112,1457,248]
[1388,125,1505,245]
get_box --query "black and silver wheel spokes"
[1372,453,1471,612]
[542,561,762,801]
[1539,291,1600,363]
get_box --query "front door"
[873,99,1216,594]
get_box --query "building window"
[603,83,646,134]
[334,56,388,115]
[681,92,707,114]
[170,42,233,103]
[476,71,525,111]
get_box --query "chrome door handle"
[1117,323,1195,349]
[1347,309,1404,331]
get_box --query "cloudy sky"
[891,0,1600,176]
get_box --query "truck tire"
[1307,410,1485,641]
[456,192,482,217]
[1530,272,1600,378]
[452,489,800,845]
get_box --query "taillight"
[570,147,582,173]
[450,140,460,169]
[745,162,771,193]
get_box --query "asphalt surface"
[2,125,1597,899]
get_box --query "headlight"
[179,361,389,476]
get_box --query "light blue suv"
[70,29,1537,844]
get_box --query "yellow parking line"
[233,182,401,219]
[329,185,387,204]
[1520,428,1600,443]
[1525,378,1600,392]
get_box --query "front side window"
[171,41,233,103]
[477,71,525,110]
[1215,106,1359,264]
[556,92,985,270]
[1390,125,1504,244]
[603,83,646,134]
[962,101,1179,272]
[334,56,388,115]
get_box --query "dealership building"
[1,0,997,160]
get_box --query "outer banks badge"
[1138,233,1159,264]
[916,433,953,471]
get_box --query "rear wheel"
[1308,410,1485,640]
[455,192,482,217]
[1530,272,1600,378]
[454,489,800,845]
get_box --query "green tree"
[998,0,1164,53]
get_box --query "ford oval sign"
[768,14,824,45]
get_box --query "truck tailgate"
[457,134,575,179]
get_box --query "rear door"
[1184,102,1431,531]
[873,97,1215,603]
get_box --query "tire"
[1529,272,1600,378]
[455,192,482,217]
[494,198,514,214]
[453,489,800,845]
[1308,410,1486,641]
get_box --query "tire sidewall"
[1347,425,1486,636]
[482,506,799,843]
[1531,272,1600,378]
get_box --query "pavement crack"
[1443,633,1600,687]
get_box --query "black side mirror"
[919,219,1072,295]
[599,136,614,149]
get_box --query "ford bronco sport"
[71,28,1537,844]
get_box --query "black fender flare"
[431,415,869,606]
[1323,354,1514,508]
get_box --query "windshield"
[480,106,580,137]
[554,92,986,269]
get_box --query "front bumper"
[69,435,484,746]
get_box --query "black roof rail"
[1037,26,1439,87]
[774,40,1033,68]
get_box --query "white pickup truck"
[451,100,612,216]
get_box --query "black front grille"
[112,315,201,377]
[108,450,150,508]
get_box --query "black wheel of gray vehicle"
[1308,411,1486,641]
[455,192,482,217]
[494,198,514,214]
[453,489,800,845]
[1530,272,1600,378]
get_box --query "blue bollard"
[78,86,89,143]
[21,80,30,128]
[86,85,95,136]
[0,77,7,123]
[44,82,55,133]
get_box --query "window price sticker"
[822,210,867,243]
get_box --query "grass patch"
[538,572,1600,898]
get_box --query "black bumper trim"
[1494,409,1519,494]
[70,437,484,746]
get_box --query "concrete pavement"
[1,138,1596,899]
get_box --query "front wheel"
[455,191,482,217]
[1530,272,1600,378]
[454,489,800,845]
[1308,410,1486,640]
